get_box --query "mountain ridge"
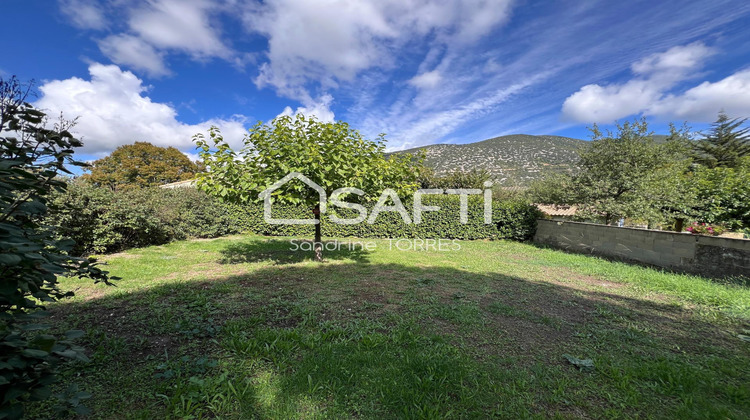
[395,134,587,185]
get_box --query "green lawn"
[28,235,750,419]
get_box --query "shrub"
[693,158,750,231]
[685,222,726,236]
[48,184,541,255]
[1,76,115,418]
[206,195,539,241]
[47,183,246,255]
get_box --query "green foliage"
[0,76,114,418]
[82,141,201,190]
[194,114,424,260]
[692,112,750,168]
[47,183,246,255]
[48,184,541,255]
[528,174,576,206]
[195,115,421,206]
[532,119,696,226]
[237,196,540,242]
[692,157,750,230]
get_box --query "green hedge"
[47,183,540,255]
[240,195,539,241]
[47,183,244,255]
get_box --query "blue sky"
[3,0,750,161]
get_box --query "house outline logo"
[258,172,326,225]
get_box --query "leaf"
[738,334,750,343]
[29,385,52,401]
[0,253,22,265]
[0,402,24,419]
[21,349,49,358]
[563,354,595,372]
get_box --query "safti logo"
[259,172,494,225]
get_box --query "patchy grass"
[27,235,750,419]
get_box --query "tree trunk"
[674,218,684,232]
[313,204,323,262]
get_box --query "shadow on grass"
[33,258,750,419]
[219,238,372,264]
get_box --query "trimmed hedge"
[47,183,540,255]
[241,195,539,241]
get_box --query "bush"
[47,183,246,255]
[693,158,750,231]
[685,222,726,236]
[48,183,541,255]
[1,76,114,418]
[230,195,539,241]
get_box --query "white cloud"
[245,0,512,101]
[247,0,396,100]
[631,42,714,76]
[58,0,106,30]
[649,69,750,121]
[128,0,231,59]
[561,42,728,123]
[277,94,335,122]
[95,0,232,77]
[562,80,659,123]
[98,34,170,77]
[34,63,248,155]
[409,70,443,90]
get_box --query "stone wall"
[533,220,750,278]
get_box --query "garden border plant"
[0,76,116,419]
[48,183,540,256]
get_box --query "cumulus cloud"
[276,94,336,123]
[649,69,750,120]
[560,42,744,123]
[34,63,249,155]
[562,80,660,123]
[59,0,106,30]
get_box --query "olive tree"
[194,115,421,260]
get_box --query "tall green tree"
[0,76,115,418]
[194,115,421,261]
[576,120,695,225]
[692,111,750,168]
[83,142,201,190]
[532,119,696,227]
[693,156,750,230]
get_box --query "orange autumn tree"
[83,142,201,190]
